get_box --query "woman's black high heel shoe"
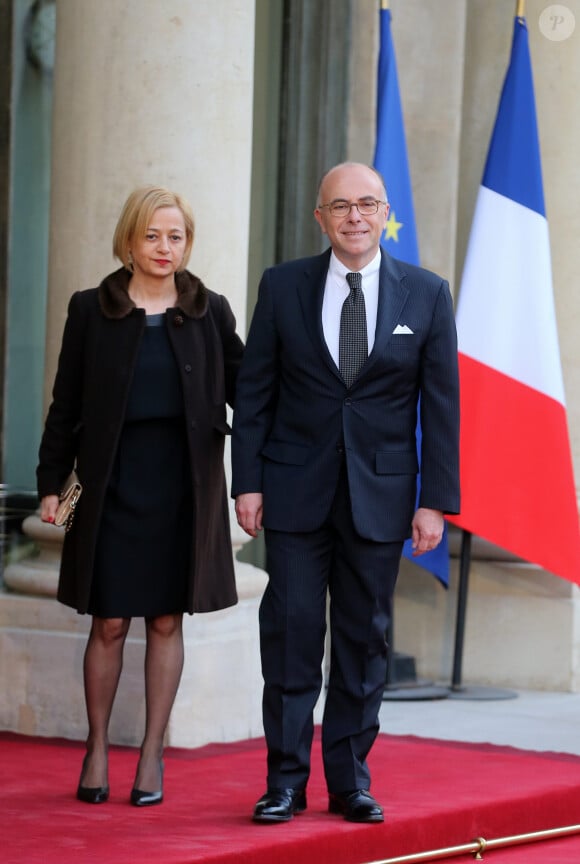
[130,760,164,807]
[77,755,110,804]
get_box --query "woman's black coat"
[37,267,244,614]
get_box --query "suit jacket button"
[174,314,184,326]
[344,397,352,406]
[184,364,192,373]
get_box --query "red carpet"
[2,730,580,864]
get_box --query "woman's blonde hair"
[113,186,195,272]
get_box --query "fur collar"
[98,267,209,320]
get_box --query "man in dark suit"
[232,162,460,824]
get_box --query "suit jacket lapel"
[359,249,410,380]
[297,250,344,381]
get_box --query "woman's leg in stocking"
[81,616,131,787]
[134,613,184,793]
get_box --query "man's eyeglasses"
[318,199,387,217]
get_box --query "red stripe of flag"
[448,354,580,583]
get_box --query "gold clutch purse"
[54,471,83,532]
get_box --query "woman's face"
[130,206,187,279]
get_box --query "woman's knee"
[90,616,130,644]
[145,614,183,639]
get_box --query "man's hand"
[411,507,444,556]
[235,492,264,538]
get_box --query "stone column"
[1,0,269,746]
[45,0,253,381]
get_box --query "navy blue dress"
[89,313,192,617]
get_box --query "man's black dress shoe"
[328,790,384,823]
[253,788,307,822]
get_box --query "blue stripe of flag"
[482,18,545,216]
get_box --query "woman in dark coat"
[37,186,244,806]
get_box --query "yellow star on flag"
[384,210,403,242]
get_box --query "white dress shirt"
[321,249,381,367]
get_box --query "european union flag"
[373,6,418,263]
[373,6,450,585]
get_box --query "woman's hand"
[40,494,60,524]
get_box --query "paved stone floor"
[379,688,580,755]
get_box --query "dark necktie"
[339,271,368,387]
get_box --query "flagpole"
[448,529,517,700]
[450,531,471,689]
[516,0,525,17]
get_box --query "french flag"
[448,16,580,584]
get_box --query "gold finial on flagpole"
[381,0,389,9]
[516,0,525,17]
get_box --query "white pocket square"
[392,324,414,334]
